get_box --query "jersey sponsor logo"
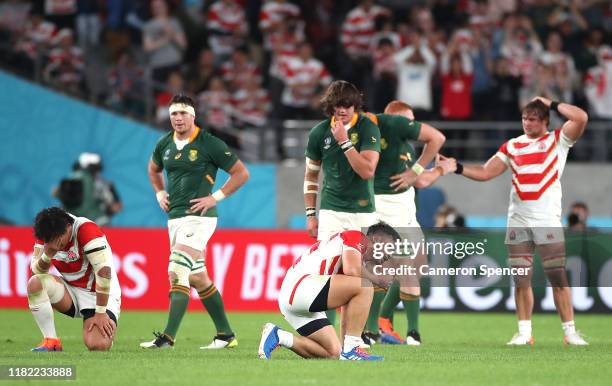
[174,152,182,160]
[350,133,359,145]
[406,152,412,162]
[381,138,388,150]
[225,152,232,156]
[323,137,332,149]
[188,149,198,161]
[371,136,376,143]
[357,199,369,207]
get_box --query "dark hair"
[170,94,195,108]
[33,207,74,242]
[570,201,588,211]
[522,99,549,124]
[366,222,401,241]
[320,80,363,117]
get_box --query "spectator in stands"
[107,51,145,118]
[206,0,248,63]
[279,41,331,120]
[548,1,589,59]
[440,34,474,120]
[12,10,56,77]
[55,152,123,226]
[75,0,102,50]
[585,45,612,120]
[519,62,566,113]
[142,0,186,85]
[221,47,261,93]
[575,28,604,74]
[540,30,576,96]
[500,14,542,86]
[41,0,77,30]
[259,0,302,53]
[470,25,494,120]
[567,201,589,232]
[394,30,437,118]
[197,77,234,144]
[155,71,184,126]
[490,57,522,120]
[341,0,390,93]
[231,77,271,129]
[184,48,219,95]
[372,38,398,113]
[43,28,85,96]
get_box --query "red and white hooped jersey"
[289,230,369,276]
[495,128,575,219]
[33,216,121,296]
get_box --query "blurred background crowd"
[1,0,610,161]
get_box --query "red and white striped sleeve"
[495,141,510,165]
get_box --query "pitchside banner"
[0,226,611,312]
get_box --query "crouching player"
[28,207,121,351]
[258,223,399,360]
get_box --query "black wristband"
[550,101,560,113]
[455,162,464,175]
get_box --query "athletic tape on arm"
[83,237,113,295]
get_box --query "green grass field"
[1,309,611,385]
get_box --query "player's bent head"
[33,207,74,242]
[522,99,549,125]
[384,100,414,120]
[320,80,363,116]
[366,222,401,261]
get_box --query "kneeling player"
[258,223,398,360]
[28,207,121,351]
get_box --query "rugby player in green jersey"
[140,94,250,349]
[367,101,455,346]
[303,80,381,327]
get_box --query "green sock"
[365,288,387,332]
[163,290,190,338]
[401,293,420,333]
[380,281,400,322]
[326,309,337,325]
[199,285,233,336]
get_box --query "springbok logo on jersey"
[381,138,388,150]
[350,133,359,145]
[323,137,332,149]
[188,149,198,161]
[54,250,79,263]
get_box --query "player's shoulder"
[155,131,174,148]
[356,113,379,129]
[195,127,226,148]
[309,119,331,136]
[75,218,105,246]
[340,230,368,253]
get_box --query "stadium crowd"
[1,0,611,153]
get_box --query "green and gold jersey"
[373,114,422,195]
[151,127,238,219]
[305,113,381,213]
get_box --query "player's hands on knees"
[307,217,318,238]
[331,119,348,143]
[88,312,115,339]
[189,195,217,215]
[156,191,170,212]
[437,154,457,175]
[390,169,418,191]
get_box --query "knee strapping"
[168,250,194,288]
[508,254,534,269]
[28,274,65,305]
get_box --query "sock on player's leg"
[380,281,400,322]
[400,292,420,333]
[343,335,362,353]
[199,284,234,336]
[28,293,58,339]
[365,287,386,332]
[561,320,576,336]
[277,329,294,348]
[163,286,190,338]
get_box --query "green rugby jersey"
[151,127,238,219]
[373,114,421,195]
[305,113,381,213]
